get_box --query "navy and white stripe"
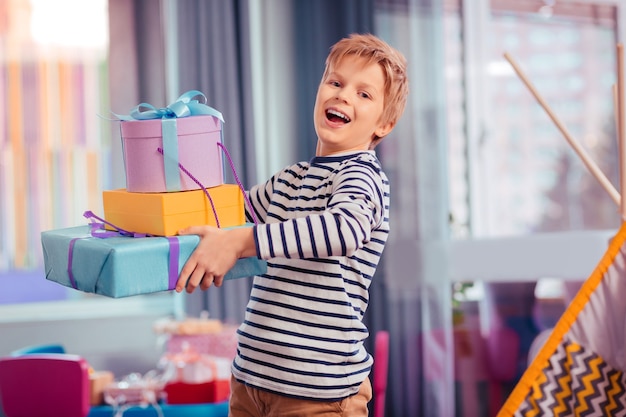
[231,150,390,400]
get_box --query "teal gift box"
[41,225,266,298]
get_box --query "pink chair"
[373,330,390,417]
[0,353,91,417]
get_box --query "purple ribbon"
[156,141,259,227]
[66,211,181,291]
[83,210,143,237]
[67,238,80,289]
[68,138,258,293]
[166,237,180,290]
[217,142,259,225]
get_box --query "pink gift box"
[166,326,238,360]
[121,115,224,192]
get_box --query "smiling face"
[314,55,394,156]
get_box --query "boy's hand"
[175,225,255,293]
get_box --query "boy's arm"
[175,171,279,294]
[176,170,279,293]
[175,225,256,293]
[256,164,388,260]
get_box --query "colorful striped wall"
[0,0,111,271]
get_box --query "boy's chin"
[317,144,373,157]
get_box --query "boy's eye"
[359,92,371,99]
[330,80,341,87]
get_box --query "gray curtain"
[108,0,166,187]
[291,0,374,160]
[108,0,257,323]
[172,0,258,323]
[109,1,455,415]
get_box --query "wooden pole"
[503,52,621,207]
[616,44,626,218]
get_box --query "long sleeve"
[253,157,386,260]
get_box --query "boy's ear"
[375,121,395,139]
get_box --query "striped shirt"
[231,150,390,400]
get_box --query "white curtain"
[374,0,455,415]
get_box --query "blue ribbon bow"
[116,90,224,192]
[115,90,224,122]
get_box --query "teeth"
[327,109,350,122]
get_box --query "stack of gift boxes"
[41,92,266,298]
[103,112,245,236]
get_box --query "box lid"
[120,115,221,138]
[103,185,243,217]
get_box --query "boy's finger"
[200,275,214,290]
[176,259,197,292]
[178,225,206,236]
[184,268,206,293]
[213,275,225,287]
[175,273,189,293]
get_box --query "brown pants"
[228,375,372,417]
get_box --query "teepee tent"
[498,225,626,415]
[497,45,626,417]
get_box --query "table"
[88,401,228,417]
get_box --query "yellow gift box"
[102,185,245,236]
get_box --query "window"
[446,0,621,239]
[446,3,622,404]
[0,0,176,317]
[0,0,111,304]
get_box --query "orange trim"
[497,221,626,416]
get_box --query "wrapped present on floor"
[103,184,245,237]
[117,90,225,193]
[153,312,224,335]
[41,224,266,298]
[165,330,238,361]
[154,315,238,360]
[159,345,232,404]
[102,372,164,406]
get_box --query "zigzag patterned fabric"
[515,339,626,416]
[499,222,626,416]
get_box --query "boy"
[176,33,408,416]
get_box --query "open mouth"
[326,109,351,124]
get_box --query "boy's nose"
[334,91,349,103]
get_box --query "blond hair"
[322,33,409,146]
